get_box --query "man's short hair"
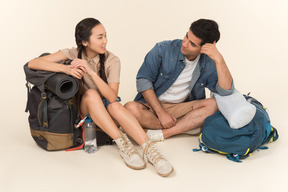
[190,19,220,46]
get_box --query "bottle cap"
[85,117,93,123]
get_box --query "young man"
[125,19,234,141]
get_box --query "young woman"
[28,18,173,177]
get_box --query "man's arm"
[142,89,176,129]
[201,42,233,90]
[136,42,177,129]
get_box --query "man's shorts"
[138,100,202,134]
[138,100,198,120]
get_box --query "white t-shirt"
[158,55,200,103]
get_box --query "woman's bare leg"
[80,89,121,140]
[107,102,148,145]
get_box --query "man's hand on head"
[200,42,223,64]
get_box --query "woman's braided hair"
[75,18,107,83]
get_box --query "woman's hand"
[70,58,95,76]
[64,65,84,79]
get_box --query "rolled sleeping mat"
[45,73,79,99]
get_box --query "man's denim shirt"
[134,39,234,103]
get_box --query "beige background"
[1,0,287,191]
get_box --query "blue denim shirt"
[134,39,234,103]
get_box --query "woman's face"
[83,24,107,57]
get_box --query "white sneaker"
[114,133,146,170]
[146,129,164,142]
[183,127,202,136]
[142,141,173,177]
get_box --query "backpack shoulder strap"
[25,81,31,112]
[36,85,49,130]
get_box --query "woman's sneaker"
[142,141,173,177]
[114,132,146,170]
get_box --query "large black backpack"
[24,56,83,151]
[24,54,113,151]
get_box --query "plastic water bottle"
[84,117,97,153]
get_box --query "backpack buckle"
[68,98,74,105]
[41,92,47,99]
[43,121,48,127]
[227,154,242,163]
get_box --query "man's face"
[181,30,202,61]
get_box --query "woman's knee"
[81,89,101,102]
[107,101,122,113]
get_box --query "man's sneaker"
[146,129,164,142]
[183,127,202,136]
[114,132,146,170]
[142,141,173,177]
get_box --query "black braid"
[99,54,107,83]
[77,46,83,59]
[77,46,107,83]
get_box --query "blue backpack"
[193,95,279,162]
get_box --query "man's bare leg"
[124,101,163,129]
[162,98,218,139]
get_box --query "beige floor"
[1,116,287,192]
